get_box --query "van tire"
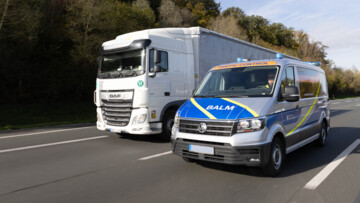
[160,109,176,141]
[262,137,284,177]
[316,122,327,147]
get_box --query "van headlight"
[132,114,147,125]
[237,117,266,133]
[174,114,180,128]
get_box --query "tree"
[174,0,220,27]
[207,15,247,40]
[159,0,183,27]
[222,7,245,20]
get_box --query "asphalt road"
[0,98,359,203]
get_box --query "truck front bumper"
[172,138,271,167]
[96,107,162,135]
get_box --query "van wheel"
[262,137,284,177]
[316,122,327,147]
[160,109,176,141]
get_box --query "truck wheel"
[316,121,327,147]
[262,137,284,177]
[160,109,176,141]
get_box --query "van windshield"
[194,66,279,97]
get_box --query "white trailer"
[94,27,298,139]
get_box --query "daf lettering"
[110,94,121,98]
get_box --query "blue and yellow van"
[171,58,330,176]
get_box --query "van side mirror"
[154,50,161,64]
[283,86,300,102]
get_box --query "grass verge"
[0,102,96,130]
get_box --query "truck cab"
[95,28,206,140]
[171,58,330,176]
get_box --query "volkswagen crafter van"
[171,57,330,176]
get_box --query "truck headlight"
[237,117,266,133]
[174,114,180,128]
[132,114,147,125]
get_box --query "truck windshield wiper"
[98,72,110,79]
[110,72,124,78]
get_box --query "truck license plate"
[189,144,214,155]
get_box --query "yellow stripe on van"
[286,83,321,136]
[221,98,259,117]
[190,98,216,119]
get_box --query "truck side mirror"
[283,86,300,102]
[149,65,161,78]
[154,65,161,73]
[154,50,161,64]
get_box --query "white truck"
[94,27,298,140]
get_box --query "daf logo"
[109,94,121,98]
[197,122,207,133]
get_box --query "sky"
[217,0,360,70]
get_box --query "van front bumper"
[172,138,271,167]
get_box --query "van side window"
[281,66,295,95]
[149,49,168,72]
[297,67,323,98]
[319,73,328,96]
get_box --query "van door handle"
[165,92,170,96]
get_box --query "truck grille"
[100,90,133,127]
[179,119,235,136]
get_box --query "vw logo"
[198,122,207,133]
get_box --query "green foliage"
[174,0,220,27]
[0,0,358,107]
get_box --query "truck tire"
[262,137,284,177]
[160,109,176,141]
[316,121,327,147]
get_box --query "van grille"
[179,119,235,136]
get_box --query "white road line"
[356,104,360,107]
[304,139,360,190]
[0,136,108,154]
[0,126,95,139]
[332,102,339,105]
[346,100,351,103]
[139,151,172,161]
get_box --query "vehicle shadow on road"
[117,133,170,143]
[330,109,351,117]
[190,127,360,177]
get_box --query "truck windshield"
[98,49,144,79]
[194,66,279,97]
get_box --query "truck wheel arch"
[160,100,187,121]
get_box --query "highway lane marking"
[304,139,360,190]
[0,126,96,139]
[331,102,339,105]
[346,100,351,103]
[139,151,172,160]
[0,136,108,154]
[356,104,360,107]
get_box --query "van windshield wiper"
[213,95,248,98]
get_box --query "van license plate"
[189,144,214,155]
